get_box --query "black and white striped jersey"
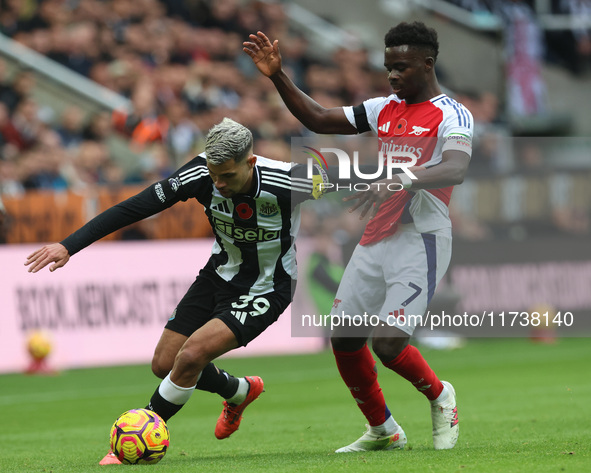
[171,153,318,295]
[61,153,320,296]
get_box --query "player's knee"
[372,336,409,363]
[330,336,366,352]
[151,355,172,379]
[174,345,210,374]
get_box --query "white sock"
[225,377,249,404]
[369,415,400,436]
[158,373,196,405]
[432,384,450,405]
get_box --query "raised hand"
[243,31,282,77]
[25,243,70,273]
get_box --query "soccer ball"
[110,408,170,465]
[26,331,52,360]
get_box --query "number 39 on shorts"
[231,295,271,316]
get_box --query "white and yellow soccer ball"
[110,408,170,465]
[26,331,52,360]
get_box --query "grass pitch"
[1,338,589,473]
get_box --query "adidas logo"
[451,406,459,427]
[378,121,391,133]
[213,201,231,213]
[231,310,249,324]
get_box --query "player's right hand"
[25,243,70,273]
[243,31,282,77]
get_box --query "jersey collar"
[250,164,262,198]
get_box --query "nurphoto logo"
[303,145,419,192]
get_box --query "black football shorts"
[165,268,291,346]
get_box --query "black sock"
[146,387,184,422]
[195,362,239,399]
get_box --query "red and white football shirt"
[343,93,473,245]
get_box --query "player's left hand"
[343,179,396,220]
[344,166,425,220]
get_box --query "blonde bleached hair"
[205,118,253,165]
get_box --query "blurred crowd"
[0,0,393,199]
[447,0,591,76]
[0,0,588,243]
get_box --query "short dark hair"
[384,22,439,62]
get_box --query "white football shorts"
[332,223,452,336]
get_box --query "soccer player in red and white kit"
[244,22,473,452]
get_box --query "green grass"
[1,338,589,473]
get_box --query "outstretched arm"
[24,183,180,273]
[243,31,357,135]
[25,243,70,273]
